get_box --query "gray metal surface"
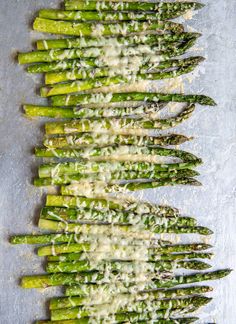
[0,0,235,323]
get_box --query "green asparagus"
[43,194,179,216]
[40,65,199,96]
[50,285,212,309]
[50,92,216,107]
[60,177,201,196]
[43,134,192,149]
[64,284,212,299]
[48,251,214,263]
[46,259,211,274]
[39,205,197,227]
[33,18,184,37]
[38,218,213,238]
[44,104,195,134]
[25,101,168,119]
[10,232,172,246]
[44,57,204,85]
[50,296,211,320]
[19,42,193,64]
[36,317,199,324]
[35,144,200,163]
[22,269,231,289]
[36,32,200,50]
[34,169,199,186]
[27,37,198,72]
[64,1,204,12]
[36,318,199,324]
[38,7,199,22]
[37,241,212,257]
[39,160,201,179]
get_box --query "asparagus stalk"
[10,232,171,246]
[24,101,168,119]
[60,177,202,196]
[44,57,204,85]
[51,92,216,107]
[34,169,199,186]
[39,205,197,226]
[64,284,212,299]
[51,285,212,308]
[39,160,201,178]
[19,42,191,64]
[38,219,213,242]
[40,211,198,231]
[33,18,184,37]
[21,269,231,289]
[43,134,191,149]
[36,318,199,324]
[43,194,180,216]
[40,65,199,96]
[38,205,187,222]
[44,104,195,134]
[35,144,201,163]
[37,241,211,257]
[64,0,204,12]
[50,296,211,320]
[48,251,214,263]
[44,194,178,216]
[39,7,198,22]
[36,32,200,50]
[46,259,210,275]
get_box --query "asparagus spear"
[40,64,199,96]
[33,18,184,37]
[38,205,188,222]
[39,205,197,226]
[27,58,100,73]
[39,8,198,22]
[50,92,216,107]
[60,177,201,196]
[36,144,200,162]
[34,169,199,186]
[44,104,195,134]
[47,259,210,275]
[21,269,231,289]
[39,160,201,178]
[64,284,212,299]
[24,101,168,119]
[19,42,191,64]
[43,134,191,149]
[51,285,212,308]
[10,232,171,246]
[50,296,211,320]
[36,318,199,324]
[48,251,214,263]
[44,194,178,217]
[37,241,211,257]
[40,212,198,231]
[43,194,180,216]
[64,0,204,12]
[38,219,213,239]
[36,32,200,50]
[44,57,203,84]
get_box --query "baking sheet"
[0,0,236,323]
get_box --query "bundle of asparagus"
[11,195,231,322]
[12,0,231,323]
[18,0,214,193]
